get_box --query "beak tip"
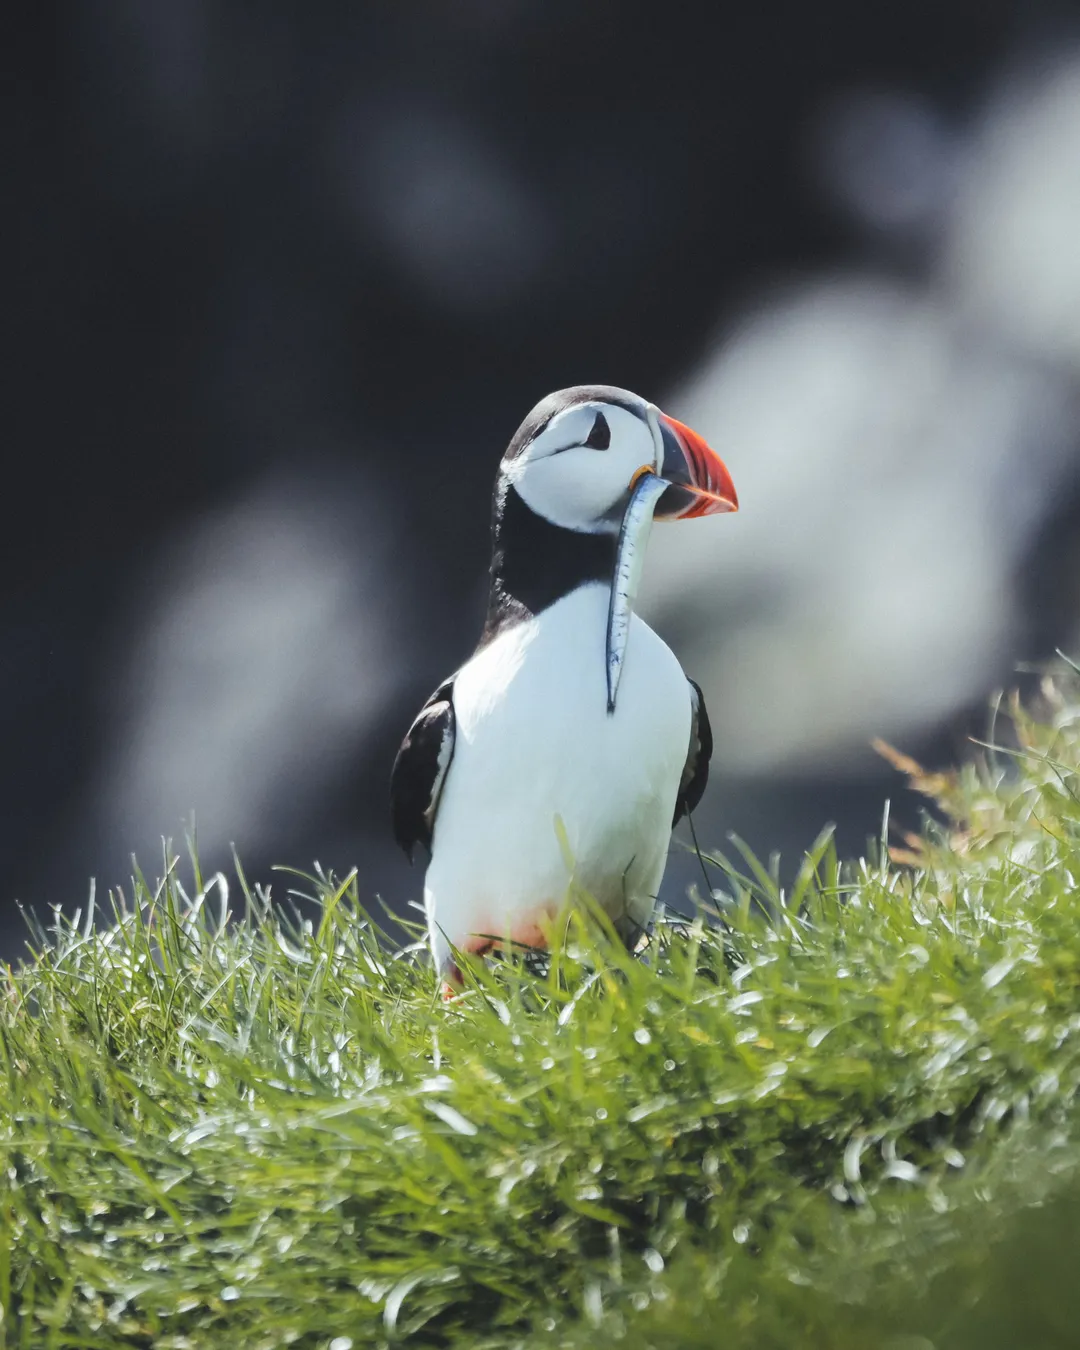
[658,411,738,520]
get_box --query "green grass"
[3,680,1080,1348]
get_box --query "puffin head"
[499,384,738,533]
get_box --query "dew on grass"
[426,1101,478,1136]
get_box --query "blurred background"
[6,1,1080,954]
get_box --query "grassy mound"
[3,681,1080,1347]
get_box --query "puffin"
[390,385,738,983]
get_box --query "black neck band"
[482,483,615,644]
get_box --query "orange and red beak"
[654,412,738,520]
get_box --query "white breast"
[424,583,691,971]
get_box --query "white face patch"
[505,402,660,533]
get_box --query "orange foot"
[440,918,555,999]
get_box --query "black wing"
[672,678,712,827]
[390,676,456,862]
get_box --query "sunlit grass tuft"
[3,678,1080,1347]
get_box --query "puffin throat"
[482,482,617,645]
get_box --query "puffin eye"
[584,411,610,450]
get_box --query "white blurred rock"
[947,53,1080,372]
[644,276,1075,773]
[96,468,404,864]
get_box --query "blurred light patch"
[334,97,555,315]
[643,276,1076,774]
[96,470,404,869]
[85,0,212,151]
[948,50,1080,370]
[814,86,958,239]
